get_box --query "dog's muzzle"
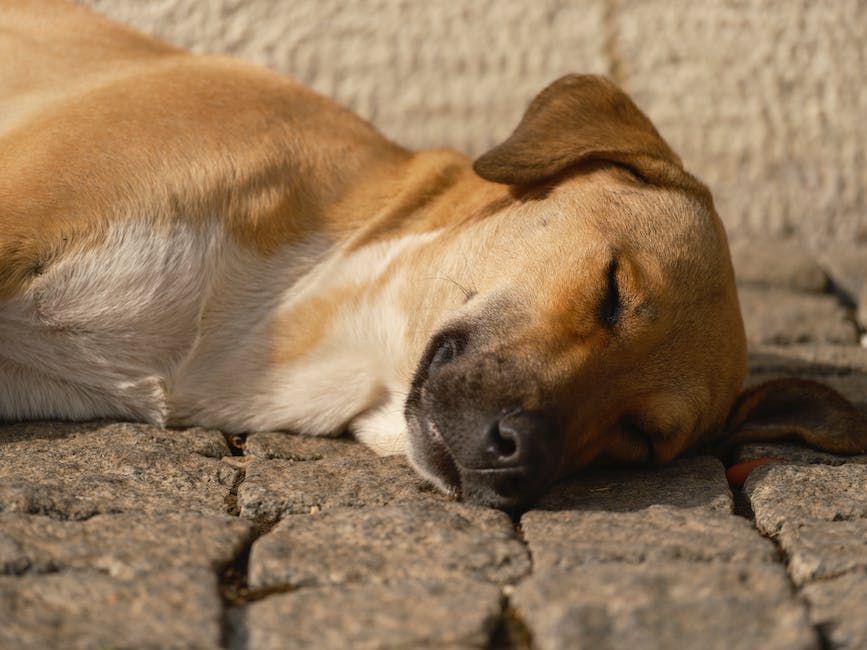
[406,331,564,510]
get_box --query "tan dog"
[2,1,865,508]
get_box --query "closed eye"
[599,256,621,328]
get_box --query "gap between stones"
[218,433,292,649]
[215,432,538,650]
[726,475,833,650]
[490,519,534,650]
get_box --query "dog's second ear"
[712,378,867,457]
[474,74,687,187]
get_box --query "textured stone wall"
[79,0,867,247]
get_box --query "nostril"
[489,421,519,461]
[485,409,551,468]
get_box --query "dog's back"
[0,0,410,425]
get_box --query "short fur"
[2,1,865,508]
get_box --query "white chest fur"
[169,229,442,455]
[0,219,215,423]
[0,217,439,456]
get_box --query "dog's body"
[3,1,866,508]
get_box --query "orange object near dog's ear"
[713,378,867,457]
[725,458,784,489]
[473,74,693,190]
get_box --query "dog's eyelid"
[599,256,621,329]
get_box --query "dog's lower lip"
[424,419,461,492]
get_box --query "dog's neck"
[166,148,513,451]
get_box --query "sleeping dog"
[2,1,865,508]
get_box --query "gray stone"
[731,241,830,293]
[802,571,867,650]
[746,345,867,413]
[244,431,374,461]
[533,456,732,514]
[817,244,867,304]
[778,520,867,586]
[745,463,867,535]
[0,511,252,578]
[237,455,439,522]
[0,421,239,519]
[738,288,857,345]
[732,442,867,466]
[513,562,818,650]
[521,505,776,572]
[749,345,867,373]
[245,580,503,650]
[0,568,223,650]
[859,285,867,331]
[248,502,529,590]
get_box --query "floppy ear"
[714,378,867,456]
[474,74,687,187]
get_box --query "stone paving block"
[237,455,439,522]
[732,442,867,466]
[534,456,733,514]
[802,570,867,650]
[0,568,223,650]
[0,421,239,519]
[738,288,857,345]
[245,580,503,650]
[778,519,867,586]
[749,345,867,372]
[521,505,776,572]
[513,562,818,650]
[817,244,867,304]
[0,511,252,578]
[859,286,867,332]
[248,501,528,590]
[747,345,867,412]
[745,463,867,535]
[731,241,830,293]
[244,430,375,461]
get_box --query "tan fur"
[3,1,865,508]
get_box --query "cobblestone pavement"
[1,241,866,650]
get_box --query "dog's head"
[405,75,867,509]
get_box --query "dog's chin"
[406,415,462,498]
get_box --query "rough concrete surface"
[3,241,867,648]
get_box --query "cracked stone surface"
[513,562,819,650]
[534,456,733,513]
[0,511,252,576]
[237,455,437,522]
[245,580,503,650]
[249,501,529,589]
[521,505,777,571]
[0,421,239,519]
[745,463,867,535]
[0,568,224,650]
[3,243,867,648]
[778,520,867,586]
[802,572,867,650]
[738,288,857,345]
[731,241,831,294]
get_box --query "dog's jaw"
[406,412,461,498]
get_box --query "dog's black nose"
[460,409,559,510]
[483,409,547,467]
